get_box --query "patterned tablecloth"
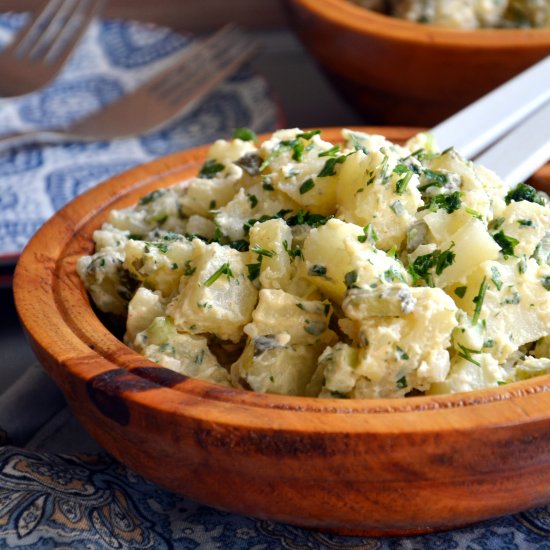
[2,11,550,550]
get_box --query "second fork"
[0,0,105,97]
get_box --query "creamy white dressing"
[78,128,550,398]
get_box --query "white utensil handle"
[431,55,550,159]
[475,100,550,188]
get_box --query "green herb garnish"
[505,183,545,206]
[493,230,519,258]
[472,276,488,325]
[425,191,462,214]
[233,127,258,142]
[203,262,233,286]
[199,159,225,179]
[299,178,315,194]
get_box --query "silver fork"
[0,25,256,149]
[0,0,105,97]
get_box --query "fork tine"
[42,0,105,64]
[149,26,256,106]
[160,37,254,106]
[6,0,63,55]
[25,0,78,60]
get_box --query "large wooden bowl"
[13,127,550,536]
[283,0,550,126]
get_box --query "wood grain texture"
[283,0,550,126]
[13,128,550,535]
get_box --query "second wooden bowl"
[283,0,550,126]
[13,127,550,535]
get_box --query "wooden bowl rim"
[13,126,550,436]
[291,0,550,47]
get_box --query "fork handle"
[0,130,94,150]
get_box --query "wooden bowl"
[13,127,550,536]
[283,0,550,126]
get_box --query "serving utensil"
[0,25,255,148]
[0,0,105,97]
[431,55,550,186]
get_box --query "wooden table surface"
[0,0,286,31]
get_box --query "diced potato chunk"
[337,149,423,249]
[453,259,550,361]
[497,200,550,258]
[134,316,230,386]
[433,218,501,287]
[166,241,258,342]
[248,218,294,290]
[301,218,409,303]
[231,335,319,396]
[125,287,165,343]
[124,238,194,296]
[244,289,336,346]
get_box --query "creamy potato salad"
[78,128,550,399]
[351,0,550,28]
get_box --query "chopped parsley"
[250,244,275,257]
[299,178,315,194]
[297,129,321,140]
[183,260,196,276]
[228,239,249,252]
[465,207,483,220]
[396,376,407,389]
[505,183,545,206]
[247,245,275,281]
[435,247,456,275]
[357,224,378,243]
[418,169,448,192]
[262,177,274,191]
[454,286,467,298]
[138,189,164,206]
[493,230,519,258]
[282,240,302,259]
[425,191,462,214]
[490,266,503,290]
[199,159,225,179]
[457,344,481,367]
[408,244,455,286]
[542,276,550,291]
[502,290,521,305]
[318,155,347,177]
[285,210,333,228]
[318,144,340,157]
[247,194,258,209]
[393,164,414,194]
[396,346,410,360]
[203,262,233,286]
[472,277,488,325]
[233,127,258,142]
[518,219,534,227]
[246,262,261,281]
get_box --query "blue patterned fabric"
[0,15,278,259]
[0,446,550,549]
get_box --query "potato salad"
[77,128,550,399]
[351,0,550,28]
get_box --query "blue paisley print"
[1,447,550,549]
[45,161,138,211]
[18,77,124,128]
[98,19,190,69]
[0,16,278,259]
